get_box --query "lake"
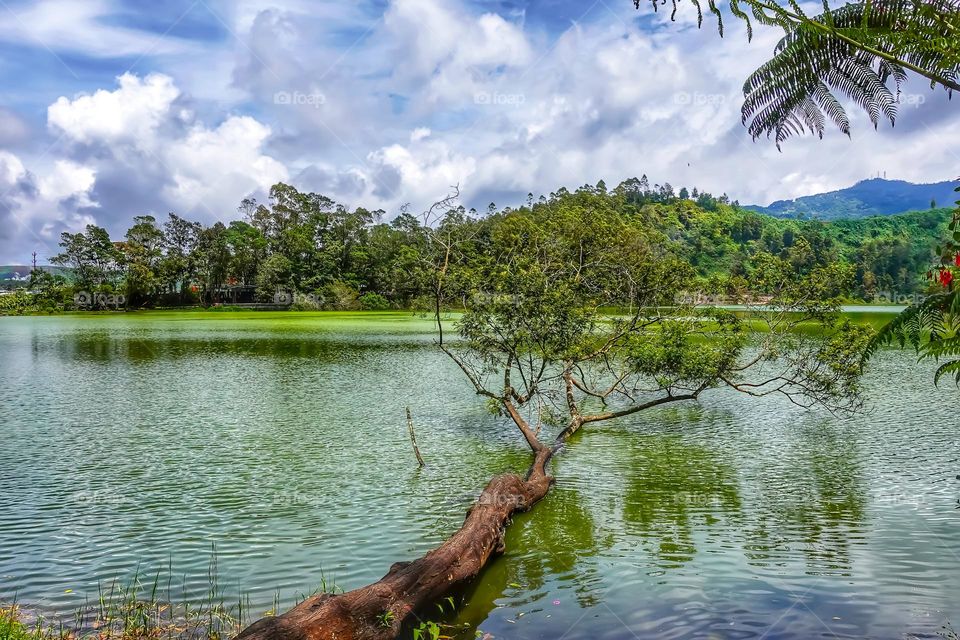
[1,311,958,639]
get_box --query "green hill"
[745,178,958,220]
[632,197,950,297]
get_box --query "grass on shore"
[0,576,247,640]
[0,553,332,640]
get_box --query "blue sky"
[0,0,957,264]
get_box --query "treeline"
[663,199,949,298]
[2,178,951,313]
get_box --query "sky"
[0,0,957,264]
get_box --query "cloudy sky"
[0,0,957,264]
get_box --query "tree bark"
[236,446,555,640]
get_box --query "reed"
[0,551,338,640]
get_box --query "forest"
[4,177,951,315]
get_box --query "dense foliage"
[1,178,950,314]
[867,185,960,385]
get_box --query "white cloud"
[48,73,181,145]
[38,160,97,205]
[307,2,958,211]
[0,151,27,186]
[164,116,289,212]
[0,0,193,58]
[0,151,98,259]
[382,0,533,105]
[367,137,476,205]
[46,72,288,215]
[410,127,431,142]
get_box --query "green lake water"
[1,311,959,639]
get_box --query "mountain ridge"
[745,178,958,220]
[0,265,69,284]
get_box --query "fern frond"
[862,290,956,364]
[638,0,960,145]
[933,359,960,386]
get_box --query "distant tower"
[31,251,37,271]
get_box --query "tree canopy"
[434,187,872,445]
[2,179,949,316]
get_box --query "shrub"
[0,606,38,640]
[291,293,324,311]
[326,281,360,310]
[359,292,391,310]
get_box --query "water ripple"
[0,315,958,640]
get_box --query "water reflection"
[450,413,887,639]
[622,436,743,569]
[743,422,868,575]
[53,333,357,363]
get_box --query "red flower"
[954,253,960,267]
[940,269,954,287]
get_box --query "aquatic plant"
[1,552,340,640]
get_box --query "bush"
[0,290,60,316]
[0,291,30,315]
[0,607,37,640]
[359,292,391,310]
[326,281,360,310]
[291,292,324,311]
[407,295,439,312]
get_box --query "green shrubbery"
[359,292,391,310]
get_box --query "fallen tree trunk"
[236,446,556,640]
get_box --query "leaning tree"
[238,189,871,640]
